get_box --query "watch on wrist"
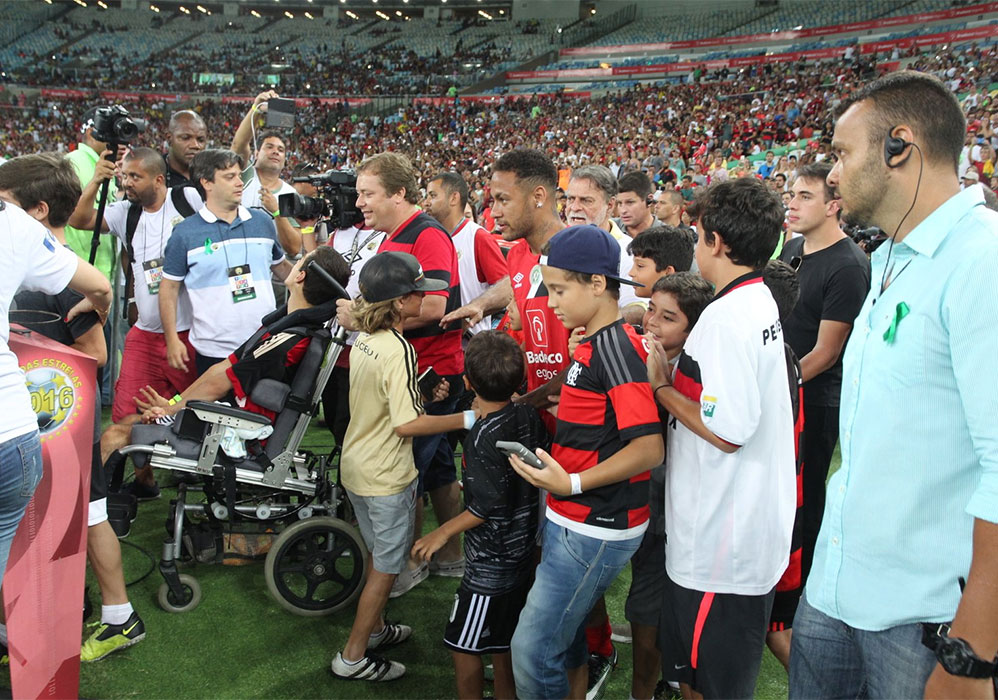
[922,623,998,679]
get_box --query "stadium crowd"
[0,11,995,698]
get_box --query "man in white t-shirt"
[231,91,302,257]
[423,172,510,337]
[0,193,111,581]
[69,147,203,426]
[647,177,795,700]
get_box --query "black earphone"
[645,193,656,207]
[884,128,911,168]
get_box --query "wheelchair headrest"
[259,298,339,337]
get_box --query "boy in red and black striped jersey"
[507,225,664,700]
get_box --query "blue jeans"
[0,430,43,579]
[789,592,937,698]
[511,522,641,699]
[412,390,460,495]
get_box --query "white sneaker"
[331,652,405,681]
[368,622,412,650]
[389,562,428,599]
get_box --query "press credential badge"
[228,265,257,303]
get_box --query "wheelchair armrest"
[186,401,273,430]
[249,379,291,414]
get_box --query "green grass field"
[68,417,826,699]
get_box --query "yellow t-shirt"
[340,328,422,497]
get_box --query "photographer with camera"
[63,106,123,281]
[231,91,303,257]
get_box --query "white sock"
[0,622,7,646]
[340,652,361,665]
[102,602,134,626]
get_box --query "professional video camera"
[90,105,147,144]
[845,224,887,254]
[278,170,361,229]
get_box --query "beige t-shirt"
[340,328,422,496]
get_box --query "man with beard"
[69,146,203,499]
[232,92,303,256]
[789,71,998,699]
[163,110,207,190]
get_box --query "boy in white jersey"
[647,178,795,699]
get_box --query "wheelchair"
[118,285,369,617]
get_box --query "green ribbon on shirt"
[883,302,910,344]
[204,238,213,255]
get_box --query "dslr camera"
[279,170,362,229]
[90,105,147,144]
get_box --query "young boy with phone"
[412,330,549,700]
[505,224,664,700]
[331,251,476,683]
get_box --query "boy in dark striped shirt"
[507,225,663,700]
[412,331,549,700]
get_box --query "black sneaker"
[119,481,160,502]
[585,644,617,700]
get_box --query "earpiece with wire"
[875,127,923,303]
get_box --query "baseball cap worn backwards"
[359,251,448,303]
[542,224,643,287]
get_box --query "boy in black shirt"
[412,331,549,700]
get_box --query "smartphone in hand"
[496,441,545,469]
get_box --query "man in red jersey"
[490,149,566,411]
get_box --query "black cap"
[359,252,448,303]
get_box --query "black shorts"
[625,529,665,627]
[659,576,775,699]
[444,581,530,655]
[90,441,107,502]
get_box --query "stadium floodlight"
[97,1,108,9]
[284,10,293,17]
[304,11,314,19]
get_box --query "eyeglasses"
[789,256,803,271]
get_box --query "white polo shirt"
[665,273,795,596]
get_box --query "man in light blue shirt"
[789,71,998,699]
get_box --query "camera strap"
[124,187,198,261]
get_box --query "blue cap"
[542,224,643,287]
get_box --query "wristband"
[301,226,315,235]
[462,410,476,431]
[569,473,583,496]
[168,394,182,406]
[269,209,279,219]
[654,384,671,395]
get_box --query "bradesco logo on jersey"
[525,308,548,349]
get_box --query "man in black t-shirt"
[163,111,207,190]
[779,162,870,591]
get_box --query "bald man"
[69,146,203,441]
[164,110,207,189]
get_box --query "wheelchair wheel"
[158,574,202,613]
[264,516,367,617]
